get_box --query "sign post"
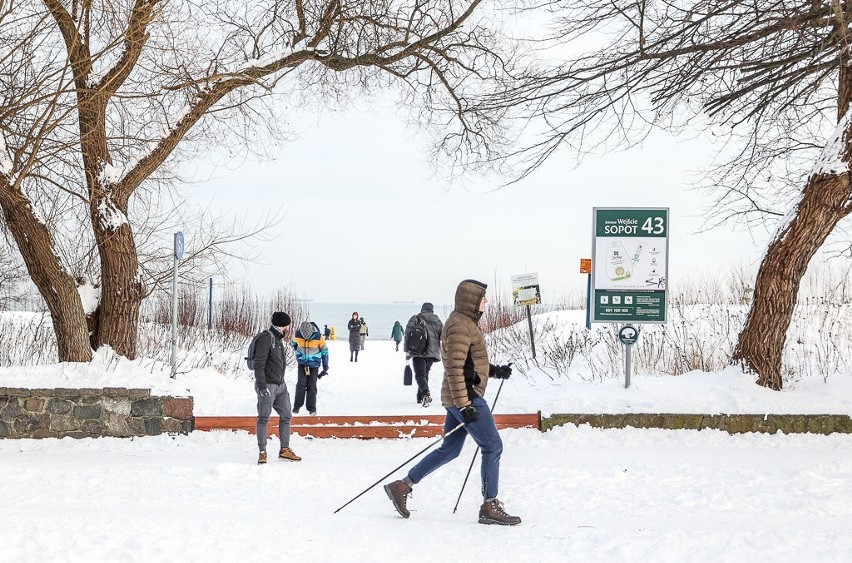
[511,273,542,360]
[591,208,668,387]
[580,258,592,329]
[207,277,213,330]
[170,231,184,379]
[618,324,639,388]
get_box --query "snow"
[96,196,129,230]
[3,324,852,560]
[770,106,852,249]
[236,45,297,72]
[4,337,852,416]
[0,134,13,176]
[98,157,141,187]
[76,280,101,315]
[810,106,852,177]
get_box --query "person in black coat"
[347,311,362,362]
[405,302,443,407]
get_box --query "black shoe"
[383,480,412,518]
[479,499,521,526]
[421,395,432,408]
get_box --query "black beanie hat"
[271,311,291,327]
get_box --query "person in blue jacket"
[291,320,329,415]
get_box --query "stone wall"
[0,388,194,439]
[542,413,852,435]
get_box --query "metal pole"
[585,273,592,330]
[207,277,213,330]
[170,252,178,379]
[334,422,466,514]
[526,304,536,359]
[625,343,632,388]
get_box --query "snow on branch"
[0,135,13,177]
[768,107,852,250]
[810,107,852,178]
[234,40,306,73]
[97,197,129,231]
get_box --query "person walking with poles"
[383,279,519,525]
[404,302,443,407]
[291,320,329,416]
[252,311,301,464]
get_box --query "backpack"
[405,315,428,356]
[245,330,275,370]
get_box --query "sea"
[304,302,451,341]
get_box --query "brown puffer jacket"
[440,279,491,408]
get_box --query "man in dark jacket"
[404,302,443,407]
[254,311,301,464]
[384,280,520,525]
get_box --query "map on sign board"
[593,238,667,290]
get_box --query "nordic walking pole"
[334,422,466,514]
[451,377,506,514]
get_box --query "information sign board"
[591,208,669,323]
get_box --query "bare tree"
[0,0,512,361]
[488,0,852,389]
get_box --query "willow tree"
[493,0,852,389]
[0,0,510,361]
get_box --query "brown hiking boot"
[383,480,412,518]
[257,451,267,465]
[278,447,302,461]
[479,499,521,526]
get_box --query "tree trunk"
[0,187,92,362]
[91,200,143,359]
[733,174,852,389]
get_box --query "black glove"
[257,384,270,397]
[492,362,513,380]
[460,405,480,424]
[318,369,328,379]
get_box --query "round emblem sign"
[618,324,638,345]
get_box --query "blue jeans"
[407,396,503,500]
[256,382,291,451]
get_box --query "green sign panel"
[591,208,669,324]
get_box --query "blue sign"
[174,231,184,259]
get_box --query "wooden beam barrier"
[194,413,541,439]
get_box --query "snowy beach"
[3,334,852,561]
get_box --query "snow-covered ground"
[3,329,852,560]
[3,335,852,416]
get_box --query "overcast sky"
[188,104,767,305]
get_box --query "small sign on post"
[511,273,541,360]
